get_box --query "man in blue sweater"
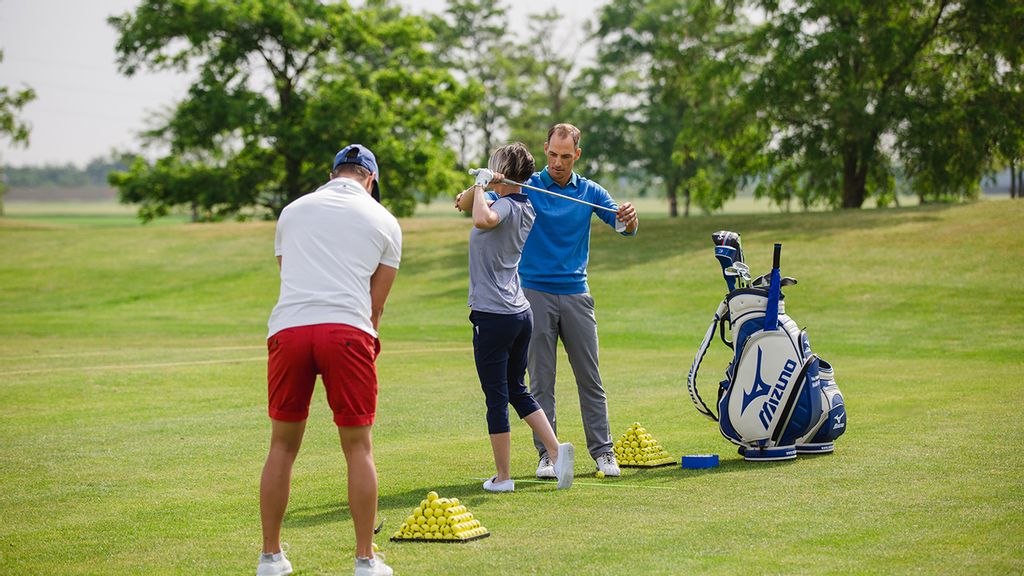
[524,123,638,478]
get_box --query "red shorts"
[267,323,380,427]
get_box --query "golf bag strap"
[688,299,728,422]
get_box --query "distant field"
[0,198,1021,575]
[2,201,189,227]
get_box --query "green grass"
[0,199,1022,575]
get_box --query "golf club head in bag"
[712,231,744,292]
[686,237,847,461]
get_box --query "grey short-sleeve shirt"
[468,193,535,314]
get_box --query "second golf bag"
[687,232,847,461]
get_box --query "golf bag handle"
[719,312,733,349]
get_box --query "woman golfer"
[456,142,574,492]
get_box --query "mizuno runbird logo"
[832,413,846,430]
[740,347,772,414]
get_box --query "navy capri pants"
[470,309,542,434]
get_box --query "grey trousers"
[524,288,612,460]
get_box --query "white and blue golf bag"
[687,233,847,461]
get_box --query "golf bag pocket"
[796,360,846,452]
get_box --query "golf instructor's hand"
[616,202,638,234]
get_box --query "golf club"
[468,169,620,214]
[500,178,620,214]
[751,274,797,289]
[733,262,752,287]
[724,263,752,289]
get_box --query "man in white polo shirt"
[257,144,401,576]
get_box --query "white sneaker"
[483,475,515,492]
[535,455,556,479]
[354,554,393,576]
[553,443,575,489]
[256,550,293,576]
[595,452,621,477]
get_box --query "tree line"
[10,0,1024,221]
[0,49,36,216]
[4,156,132,188]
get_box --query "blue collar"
[539,167,579,189]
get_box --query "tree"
[887,1,1024,204]
[507,9,587,163]
[731,0,1024,208]
[0,49,37,216]
[430,0,529,171]
[577,0,752,216]
[108,0,472,221]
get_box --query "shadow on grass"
[281,453,806,529]
[284,453,811,528]
[643,455,800,480]
[284,480,493,529]
[587,203,952,272]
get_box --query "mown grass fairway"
[1,200,1022,575]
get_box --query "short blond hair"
[546,123,581,149]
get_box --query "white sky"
[0,0,604,167]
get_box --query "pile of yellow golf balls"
[391,491,489,541]
[613,422,674,466]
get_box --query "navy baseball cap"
[332,144,381,202]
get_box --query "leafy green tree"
[584,1,1022,213]
[732,0,1024,208]
[109,0,471,221]
[506,9,586,163]
[430,0,528,171]
[894,0,1024,203]
[0,49,37,216]
[577,0,750,216]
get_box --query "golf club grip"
[773,243,782,268]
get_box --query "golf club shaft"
[499,179,619,214]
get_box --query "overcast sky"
[0,0,604,167]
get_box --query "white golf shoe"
[354,554,394,576]
[595,452,621,477]
[483,476,515,492]
[256,550,293,576]
[553,443,575,489]
[535,455,556,479]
